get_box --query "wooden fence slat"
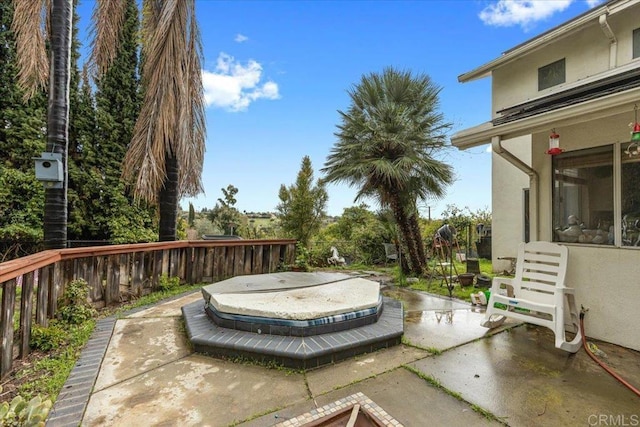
[1,279,17,379]
[152,251,163,288]
[243,246,253,275]
[19,271,35,358]
[285,243,296,266]
[214,247,225,282]
[262,246,271,274]
[105,255,120,305]
[195,248,205,284]
[94,256,105,303]
[203,248,214,282]
[131,252,144,298]
[269,245,280,273]
[63,259,74,291]
[169,249,180,280]
[223,247,234,278]
[48,262,63,318]
[143,252,154,294]
[233,246,245,276]
[119,254,130,297]
[161,250,170,276]
[253,245,263,275]
[37,266,50,326]
[179,249,188,283]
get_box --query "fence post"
[0,279,17,379]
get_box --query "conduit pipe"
[491,136,540,240]
[599,13,617,69]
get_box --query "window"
[538,58,566,91]
[552,146,614,245]
[621,142,640,246]
[634,28,640,59]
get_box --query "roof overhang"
[451,86,640,149]
[457,0,637,83]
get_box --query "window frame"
[633,27,640,59]
[538,58,566,91]
[551,142,640,249]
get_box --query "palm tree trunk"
[44,0,73,249]
[158,155,178,241]
[390,196,423,276]
[408,212,428,270]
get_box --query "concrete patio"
[45,274,640,426]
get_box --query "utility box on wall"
[33,152,63,188]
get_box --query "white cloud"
[235,33,248,43]
[479,0,573,29]
[202,53,280,112]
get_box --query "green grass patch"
[403,258,494,302]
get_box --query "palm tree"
[12,0,206,244]
[322,67,454,275]
[12,0,72,249]
[110,0,206,241]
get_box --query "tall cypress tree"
[67,3,97,242]
[0,1,47,258]
[68,63,101,241]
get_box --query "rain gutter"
[491,136,540,240]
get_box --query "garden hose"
[579,307,640,398]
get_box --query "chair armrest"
[491,277,515,297]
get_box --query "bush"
[158,274,180,291]
[29,323,66,352]
[57,279,97,325]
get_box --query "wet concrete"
[304,345,429,396]
[83,354,309,427]
[385,287,521,351]
[71,283,640,427]
[93,317,192,392]
[242,368,502,427]
[409,324,640,426]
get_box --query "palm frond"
[123,0,205,203]
[89,0,128,77]
[12,0,48,101]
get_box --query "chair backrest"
[383,243,398,260]
[513,241,568,304]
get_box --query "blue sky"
[77,0,603,218]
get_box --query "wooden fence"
[0,239,296,379]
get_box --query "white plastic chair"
[383,243,398,264]
[481,241,582,353]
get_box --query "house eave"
[457,0,637,83]
[451,86,640,149]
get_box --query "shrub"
[57,279,97,325]
[158,274,180,291]
[29,323,66,352]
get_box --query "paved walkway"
[46,284,640,426]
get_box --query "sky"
[76,0,605,218]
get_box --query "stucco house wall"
[492,136,530,273]
[452,0,640,351]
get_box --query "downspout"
[491,136,540,240]
[599,13,617,69]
